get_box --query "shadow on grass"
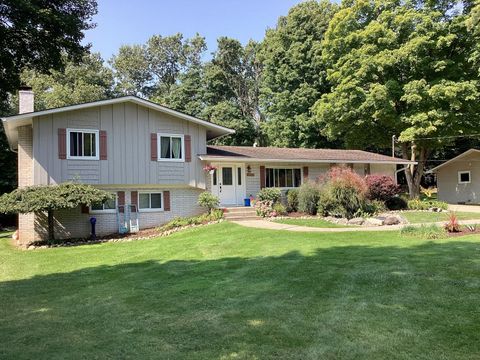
[1,241,480,359]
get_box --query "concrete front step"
[223,206,256,213]
[225,215,261,221]
[223,206,258,221]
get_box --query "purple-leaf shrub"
[365,175,401,201]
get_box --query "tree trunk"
[47,209,55,243]
[401,143,428,199]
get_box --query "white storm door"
[219,166,236,205]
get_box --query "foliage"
[385,196,408,211]
[400,224,446,239]
[420,186,437,199]
[272,203,287,216]
[360,200,386,217]
[255,200,274,217]
[257,188,282,204]
[259,0,339,147]
[317,166,368,219]
[407,199,448,211]
[313,0,480,198]
[444,212,461,233]
[0,182,112,241]
[286,189,299,212]
[0,0,97,104]
[197,192,220,213]
[365,175,401,202]
[157,209,223,232]
[297,181,321,215]
[20,53,114,111]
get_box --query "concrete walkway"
[230,218,480,232]
[448,204,480,213]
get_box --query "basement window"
[458,171,471,184]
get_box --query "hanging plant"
[203,164,217,175]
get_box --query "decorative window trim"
[157,133,185,162]
[138,191,164,212]
[458,170,471,184]
[90,192,118,214]
[265,167,302,189]
[66,128,100,160]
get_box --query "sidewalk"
[230,219,480,232]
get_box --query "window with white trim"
[139,192,163,211]
[67,129,99,159]
[266,168,302,188]
[158,134,184,161]
[458,171,471,184]
[90,193,117,212]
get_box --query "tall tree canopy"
[20,53,114,111]
[0,0,97,105]
[314,0,480,197]
[259,0,339,147]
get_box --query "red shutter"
[151,133,157,161]
[58,128,66,159]
[164,191,170,211]
[260,166,266,189]
[131,191,138,212]
[81,204,89,214]
[99,130,107,160]
[303,166,309,180]
[118,191,125,213]
[184,135,191,162]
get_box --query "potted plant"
[203,164,217,175]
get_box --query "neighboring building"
[430,149,480,204]
[2,91,413,245]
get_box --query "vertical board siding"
[32,102,207,186]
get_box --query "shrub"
[385,196,408,210]
[407,199,448,211]
[157,209,224,232]
[255,200,274,217]
[444,212,460,233]
[257,188,282,204]
[400,224,446,239]
[197,192,220,212]
[286,189,299,212]
[272,203,287,216]
[361,200,386,216]
[298,181,321,215]
[365,175,401,201]
[317,166,369,219]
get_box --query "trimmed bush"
[407,199,448,211]
[198,192,220,212]
[272,203,287,216]
[255,200,274,217]
[286,189,299,212]
[361,200,386,216]
[298,181,321,215]
[317,166,369,219]
[365,175,401,201]
[157,209,224,232]
[385,196,408,210]
[257,188,282,204]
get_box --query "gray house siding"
[32,102,207,188]
[436,152,480,204]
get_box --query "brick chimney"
[19,86,34,114]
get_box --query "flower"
[203,164,217,173]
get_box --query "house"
[430,149,480,204]
[2,89,413,245]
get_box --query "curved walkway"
[230,219,480,232]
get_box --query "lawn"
[1,224,480,359]
[401,211,480,224]
[273,217,353,228]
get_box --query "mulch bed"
[447,226,480,237]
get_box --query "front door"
[218,166,236,205]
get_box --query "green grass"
[402,211,480,224]
[273,217,353,228]
[1,224,480,359]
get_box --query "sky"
[83,0,304,60]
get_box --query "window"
[266,168,301,188]
[139,192,163,211]
[90,193,117,213]
[237,167,242,186]
[222,167,233,185]
[67,129,99,159]
[458,171,471,184]
[212,169,217,186]
[158,134,184,161]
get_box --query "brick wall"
[17,125,36,246]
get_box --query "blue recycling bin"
[244,198,251,207]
